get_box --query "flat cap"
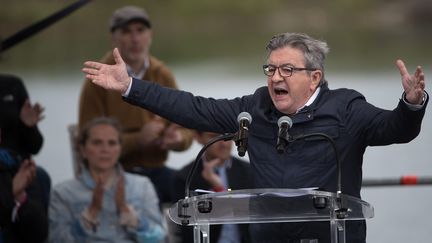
[110,6,151,32]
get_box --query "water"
[22,69,432,242]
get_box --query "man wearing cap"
[78,6,193,206]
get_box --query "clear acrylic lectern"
[169,188,374,243]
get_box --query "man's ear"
[310,70,323,88]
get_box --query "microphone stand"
[178,132,236,225]
[288,133,347,219]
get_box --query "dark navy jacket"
[125,78,427,242]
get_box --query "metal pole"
[1,0,93,52]
[363,175,432,187]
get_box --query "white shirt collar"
[296,87,321,113]
[126,56,149,79]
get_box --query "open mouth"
[274,87,288,96]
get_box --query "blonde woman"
[49,117,164,243]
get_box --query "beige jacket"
[78,51,193,169]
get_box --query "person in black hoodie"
[0,73,51,211]
[0,74,50,242]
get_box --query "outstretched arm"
[82,48,131,94]
[396,59,426,105]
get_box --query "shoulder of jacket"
[148,55,173,74]
[52,178,81,195]
[124,172,152,185]
[326,87,365,100]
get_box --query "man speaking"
[82,32,427,243]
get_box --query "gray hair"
[266,33,329,84]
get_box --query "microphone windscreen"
[278,116,293,128]
[237,111,252,124]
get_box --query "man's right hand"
[82,48,131,94]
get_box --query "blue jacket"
[48,166,165,243]
[124,79,427,242]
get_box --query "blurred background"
[2,0,432,72]
[1,0,431,242]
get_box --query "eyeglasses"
[262,64,316,77]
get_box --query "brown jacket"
[78,51,193,169]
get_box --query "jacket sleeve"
[48,187,87,243]
[123,78,251,134]
[153,64,194,152]
[128,176,166,243]
[345,90,428,146]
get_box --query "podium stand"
[169,188,374,243]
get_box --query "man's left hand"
[397,59,426,105]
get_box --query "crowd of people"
[1,4,428,243]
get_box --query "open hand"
[82,48,131,94]
[20,99,45,127]
[396,59,425,105]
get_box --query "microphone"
[235,112,252,157]
[276,116,293,153]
